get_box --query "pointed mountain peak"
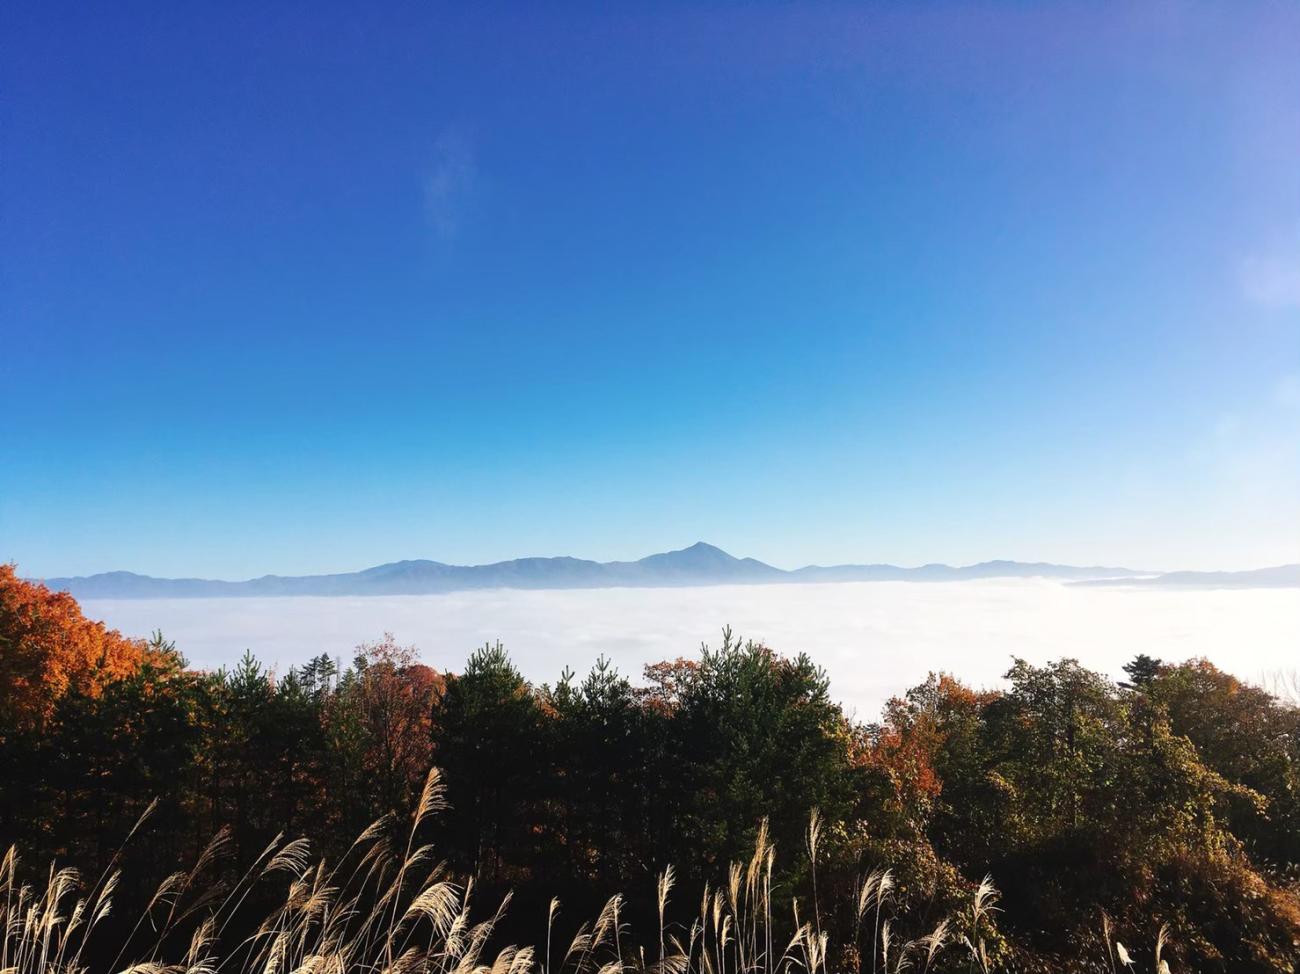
[629,543,783,581]
[639,542,737,565]
[683,541,730,556]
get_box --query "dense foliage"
[2,566,1298,971]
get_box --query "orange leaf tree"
[0,564,152,735]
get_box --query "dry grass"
[1,769,1176,974]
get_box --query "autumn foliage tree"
[0,564,154,734]
[334,633,444,821]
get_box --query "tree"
[1147,659,1300,866]
[1120,653,1164,689]
[541,657,660,885]
[431,642,543,880]
[0,565,154,734]
[332,634,442,822]
[864,673,990,840]
[668,628,857,873]
[41,639,209,873]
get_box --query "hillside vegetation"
[2,564,1299,972]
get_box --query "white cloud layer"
[86,580,1300,719]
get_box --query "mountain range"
[34,541,1275,600]
[1071,563,1300,590]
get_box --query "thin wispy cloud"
[425,131,476,239]
[1240,246,1300,311]
[1276,374,1300,409]
[85,580,1300,719]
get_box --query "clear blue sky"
[3,2,1298,578]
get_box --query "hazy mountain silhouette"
[1071,564,1300,589]
[33,542,1188,600]
[790,559,1141,582]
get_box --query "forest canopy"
[2,565,1299,972]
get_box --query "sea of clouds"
[86,579,1300,718]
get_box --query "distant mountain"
[33,543,1169,600]
[1072,564,1300,590]
[791,559,1141,582]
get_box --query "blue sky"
[3,2,1298,578]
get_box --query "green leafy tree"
[668,628,857,872]
[541,658,661,886]
[431,642,544,880]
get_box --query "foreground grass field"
[5,771,1183,974]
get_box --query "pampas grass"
[1,767,1178,973]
